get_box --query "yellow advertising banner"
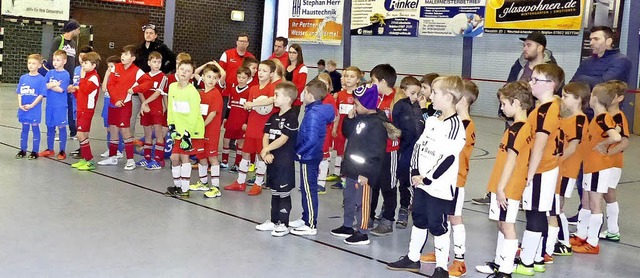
[484,0,585,35]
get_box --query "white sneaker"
[98,156,118,166]
[256,220,276,231]
[124,159,136,170]
[475,264,497,274]
[271,224,289,237]
[290,225,317,236]
[288,218,305,228]
[101,150,123,158]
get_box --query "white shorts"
[522,167,558,212]
[449,187,465,216]
[489,193,520,224]
[583,168,619,193]
[546,194,561,217]
[558,176,576,198]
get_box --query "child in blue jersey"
[100,55,124,158]
[68,45,94,158]
[16,54,48,159]
[40,50,71,160]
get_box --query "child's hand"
[594,142,608,154]
[115,100,124,107]
[141,103,150,114]
[260,149,269,160]
[356,175,368,189]
[67,85,75,93]
[348,107,356,119]
[127,88,135,95]
[244,102,253,110]
[497,190,508,210]
[332,130,338,138]
[419,95,427,108]
[19,105,29,111]
[263,154,274,164]
[242,124,247,131]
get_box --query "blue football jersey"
[44,69,71,108]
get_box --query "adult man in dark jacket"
[134,23,176,74]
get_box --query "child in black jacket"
[330,83,400,245]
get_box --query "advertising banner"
[351,0,485,37]
[101,0,164,7]
[484,0,585,35]
[419,0,486,37]
[289,0,344,45]
[2,0,70,21]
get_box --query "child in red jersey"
[189,63,226,198]
[99,45,152,170]
[316,72,338,194]
[70,52,101,170]
[138,51,168,170]
[221,67,252,171]
[330,66,362,189]
[225,60,276,195]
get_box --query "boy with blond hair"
[40,50,71,160]
[16,54,47,159]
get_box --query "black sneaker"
[553,242,572,256]
[432,266,448,278]
[164,186,180,196]
[177,188,189,198]
[15,150,27,159]
[344,231,370,245]
[330,226,354,238]
[487,272,512,278]
[396,207,409,229]
[27,151,38,160]
[386,255,420,272]
[472,192,491,205]
[71,148,81,159]
[229,165,238,173]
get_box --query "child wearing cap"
[330,83,399,245]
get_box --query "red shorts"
[198,137,219,158]
[172,138,204,156]
[107,103,132,128]
[76,110,95,132]
[224,128,245,140]
[140,112,166,126]
[242,137,263,155]
[333,134,346,156]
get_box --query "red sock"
[154,142,165,163]
[80,139,93,161]
[143,143,152,160]
[124,137,134,159]
[109,141,118,157]
[235,153,243,166]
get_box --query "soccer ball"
[253,95,273,115]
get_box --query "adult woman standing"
[285,44,308,116]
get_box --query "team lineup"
[13,22,632,278]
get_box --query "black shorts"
[411,189,451,236]
[267,162,295,192]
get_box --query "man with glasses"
[472,31,557,205]
[269,37,289,68]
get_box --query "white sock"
[172,165,181,187]
[558,213,570,246]
[576,209,591,239]
[520,230,542,265]
[237,158,249,184]
[210,164,220,188]
[334,156,342,175]
[606,202,620,234]
[587,213,603,246]
[180,163,191,192]
[198,163,208,184]
[498,239,518,274]
[535,236,543,262]
[255,161,266,186]
[434,231,450,269]
[318,159,329,187]
[495,231,505,265]
[452,224,466,259]
[407,226,428,262]
[546,226,560,256]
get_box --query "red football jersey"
[219,48,255,97]
[199,87,224,141]
[335,89,355,138]
[142,71,166,114]
[377,89,399,152]
[246,83,275,139]
[75,70,100,112]
[224,85,251,131]
[107,63,151,105]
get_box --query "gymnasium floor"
[0,83,639,277]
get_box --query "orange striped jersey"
[527,98,561,173]
[610,112,629,168]
[457,119,476,187]
[583,112,617,174]
[559,115,588,179]
[487,121,533,200]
